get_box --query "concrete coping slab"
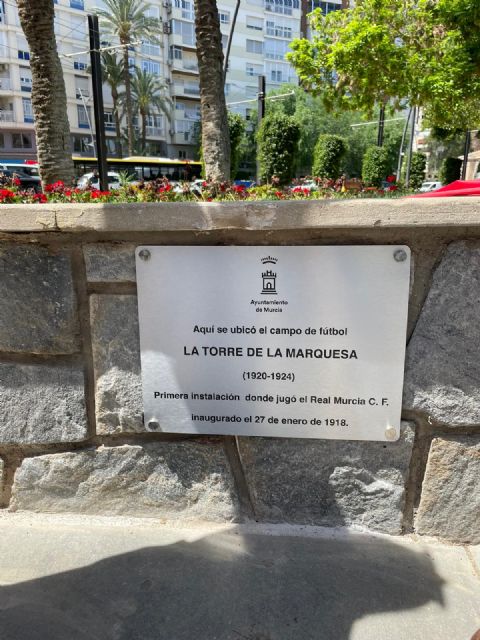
[1,197,480,233]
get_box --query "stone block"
[238,422,415,534]
[415,436,480,544]
[0,244,80,353]
[11,442,240,522]
[0,362,88,444]
[90,295,143,434]
[83,243,136,283]
[404,242,480,425]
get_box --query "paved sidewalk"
[0,513,478,640]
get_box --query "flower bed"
[0,177,404,204]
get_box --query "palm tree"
[130,68,171,153]
[101,51,125,158]
[17,0,74,185]
[94,0,162,157]
[194,0,231,181]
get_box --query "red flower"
[302,188,310,196]
[45,180,65,193]
[165,183,172,192]
[386,175,396,183]
[64,190,72,197]
[13,177,21,186]
[275,191,284,198]
[292,186,302,193]
[202,181,208,188]
[233,184,245,193]
[33,193,47,203]
[0,188,15,201]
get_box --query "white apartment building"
[0,0,342,161]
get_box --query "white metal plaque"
[136,246,410,441]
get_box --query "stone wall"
[0,198,479,543]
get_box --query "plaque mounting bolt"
[139,249,151,261]
[385,426,397,441]
[393,249,407,262]
[148,420,161,431]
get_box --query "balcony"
[0,77,11,91]
[146,126,164,138]
[171,58,199,75]
[0,110,14,122]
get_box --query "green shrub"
[258,113,301,184]
[362,146,390,187]
[439,156,462,185]
[228,112,246,180]
[409,152,427,189]
[312,134,347,179]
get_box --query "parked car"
[76,172,121,190]
[419,181,443,193]
[0,168,42,192]
[0,163,42,192]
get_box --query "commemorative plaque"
[136,246,410,441]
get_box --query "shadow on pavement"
[0,529,444,640]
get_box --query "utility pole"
[461,129,471,180]
[256,74,265,185]
[405,105,416,189]
[88,14,108,191]
[377,104,385,147]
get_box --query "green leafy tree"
[228,112,246,179]
[257,113,300,184]
[129,68,171,154]
[101,51,124,158]
[362,146,389,187]
[287,0,480,132]
[312,134,347,179]
[409,152,427,189]
[94,0,162,157]
[439,157,462,185]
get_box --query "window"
[145,5,160,18]
[0,132,4,147]
[178,150,187,159]
[172,20,195,45]
[264,38,290,60]
[72,135,92,153]
[20,67,32,92]
[70,15,86,40]
[77,104,91,128]
[246,39,263,55]
[170,45,183,60]
[75,75,89,99]
[266,61,295,84]
[184,81,200,95]
[265,0,299,15]
[174,0,194,20]
[246,16,263,30]
[221,34,228,48]
[271,69,282,82]
[309,0,341,14]
[0,1,6,24]
[141,40,161,56]
[219,11,230,24]
[18,50,30,60]
[22,98,34,123]
[74,60,87,71]
[245,85,257,98]
[266,19,293,38]
[12,133,32,149]
[104,111,115,130]
[246,63,263,76]
[70,0,85,9]
[141,60,161,74]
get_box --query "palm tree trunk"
[141,110,147,154]
[194,0,230,181]
[111,89,123,158]
[17,0,74,186]
[122,42,134,157]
